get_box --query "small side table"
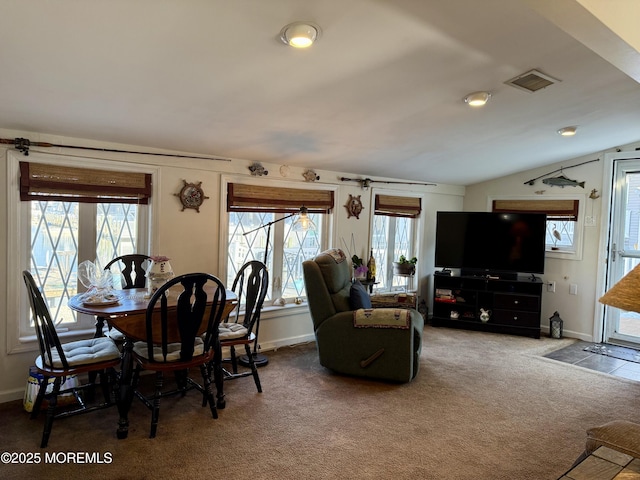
[358,279,378,294]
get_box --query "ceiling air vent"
[505,69,559,93]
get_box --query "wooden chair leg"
[213,344,225,409]
[230,346,238,374]
[41,377,62,448]
[150,371,163,438]
[199,364,218,419]
[31,376,49,420]
[244,344,262,393]
[174,369,189,396]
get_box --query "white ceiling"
[2,0,640,186]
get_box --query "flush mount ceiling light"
[558,126,577,136]
[463,91,491,107]
[280,22,321,48]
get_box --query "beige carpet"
[2,326,640,480]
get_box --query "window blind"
[20,161,152,204]
[492,199,579,221]
[374,194,421,218]
[227,183,334,213]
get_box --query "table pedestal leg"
[116,339,134,439]
[94,315,106,338]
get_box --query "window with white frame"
[226,183,333,301]
[17,159,151,336]
[371,194,421,292]
[492,198,581,256]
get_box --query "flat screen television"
[434,211,546,278]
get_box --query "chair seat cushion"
[133,337,205,362]
[38,337,121,369]
[219,322,248,340]
[105,327,126,342]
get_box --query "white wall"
[0,127,464,402]
[464,141,640,341]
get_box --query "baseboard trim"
[258,333,316,353]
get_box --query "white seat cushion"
[38,337,121,369]
[133,337,205,362]
[219,322,248,340]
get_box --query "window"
[492,198,581,257]
[15,157,152,338]
[371,194,421,292]
[226,182,333,301]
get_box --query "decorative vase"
[146,257,174,297]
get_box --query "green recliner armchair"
[302,248,423,383]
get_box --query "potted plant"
[393,255,417,276]
[351,255,368,280]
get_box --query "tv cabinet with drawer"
[432,274,543,338]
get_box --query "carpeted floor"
[2,326,640,480]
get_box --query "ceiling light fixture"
[463,91,491,107]
[280,22,321,48]
[558,126,577,136]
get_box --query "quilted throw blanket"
[353,308,410,329]
[325,248,346,263]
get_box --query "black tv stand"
[432,274,542,338]
[460,269,518,281]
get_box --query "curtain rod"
[0,137,231,162]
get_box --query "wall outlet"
[547,281,556,293]
[570,283,578,295]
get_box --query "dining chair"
[22,270,121,448]
[218,260,268,397]
[104,254,151,289]
[131,272,226,438]
[100,254,151,340]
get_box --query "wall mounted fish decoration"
[541,175,585,188]
[523,158,599,185]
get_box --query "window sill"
[260,301,309,320]
[12,327,97,355]
[222,300,309,323]
[546,248,581,261]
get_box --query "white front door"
[604,158,640,345]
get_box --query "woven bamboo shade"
[492,199,578,221]
[227,183,334,213]
[599,264,640,313]
[20,161,152,204]
[374,195,421,218]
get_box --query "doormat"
[583,344,640,363]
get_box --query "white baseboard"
[541,326,593,342]
[258,333,316,353]
[1,387,26,404]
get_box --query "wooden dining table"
[68,286,237,439]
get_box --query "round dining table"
[68,286,237,439]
